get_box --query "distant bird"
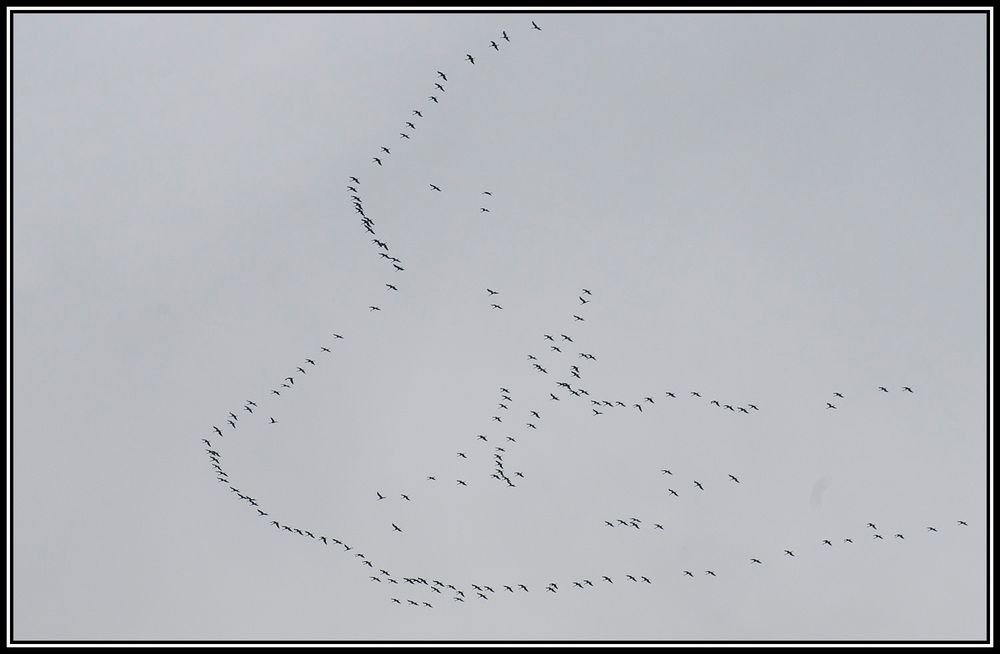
[751,558,762,564]
[373,157,382,166]
[683,571,694,577]
[705,570,716,577]
[428,96,439,103]
[693,481,704,490]
[867,523,877,530]
[665,392,676,398]
[827,403,837,409]
[958,520,968,526]
[532,20,541,30]
[823,539,832,546]
[392,523,403,532]
[626,575,637,582]
[269,417,277,424]
[834,392,844,398]
[406,121,416,129]
[399,132,410,139]
[213,426,223,437]
[490,40,499,51]
[878,386,889,392]
[654,524,663,530]
[633,404,643,412]
[573,315,585,321]
[457,480,467,486]
[530,410,540,418]
[691,391,701,397]
[457,452,467,458]
[903,386,914,393]
[874,534,884,539]
[202,439,211,446]
[491,304,503,310]
[437,71,447,81]
[349,176,360,184]
[844,538,853,543]
[668,489,679,497]
[784,550,795,557]
[386,284,398,291]
[711,400,720,406]
[550,394,559,401]
[502,30,510,42]
[579,296,589,304]
[413,110,423,117]
[895,533,905,539]
[401,494,410,501]
[661,469,672,475]
[466,54,475,64]
[333,333,344,339]
[483,191,493,195]
[480,207,490,212]
[429,184,442,192]
[748,404,759,410]
[729,474,740,483]
[370,306,381,311]
[435,83,445,92]
[427,476,436,481]
[377,492,385,500]
[381,146,391,154]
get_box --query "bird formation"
[199,17,970,613]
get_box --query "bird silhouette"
[392,523,403,532]
[373,157,382,166]
[668,489,679,497]
[903,386,914,392]
[751,558,762,564]
[429,184,442,192]
[958,520,968,526]
[435,83,445,92]
[377,492,385,500]
[879,386,889,392]
[413,110,423,117]
[784,550,795,557]
[490,40,499,51]
[729,474,740,483]
[466,54,475,64]
[502,30,510,42]
[428,96,438,103]
[269,417,277,424]
[532,20,542,30]
[823,539,833,546]
[694,481,704,490]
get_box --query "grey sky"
[12,11,988,641]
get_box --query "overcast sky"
[12,11,988,642]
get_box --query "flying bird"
[694,481,704,490]
[532,20,542,30]
[392,523,403,532]
[437,71,447,80]
[466,54,475,64]
[386,284,398,291]
[429,184,442,191]
[373,157,382,166]
[502,30,510,42]
[490,40,499,51]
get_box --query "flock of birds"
[200,18,973,613]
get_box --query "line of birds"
[201,17,970,613]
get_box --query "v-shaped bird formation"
[198,18,973,613]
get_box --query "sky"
[11,10,989,642]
